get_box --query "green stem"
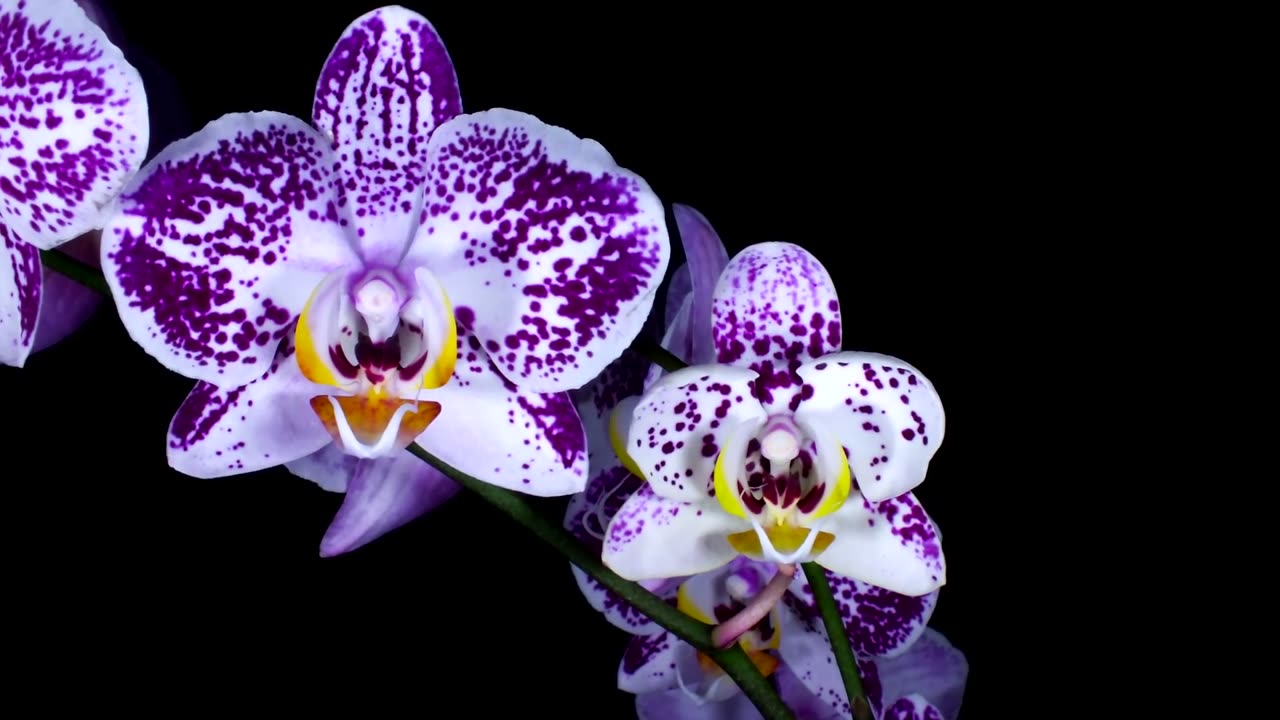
[801,563,872,720]
[633,335,688,372]
[408,444,793,720]
[39,247,794,718]
[39,249,111,296]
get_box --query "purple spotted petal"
[0,223,40,367]
[774,666,850,720]
[167,332,331,478]
[312,6,461,264]
[602,483,742,582]
[29,232,100,354]
[787,568,937,658]
[875,629,968,720]
[672,205,730,366]
[883,696,945,720]
[564,465,666,634]
[405,108,670,393]
[101,112,361,386]
[619,630,689,695]
[628,364,766,503]
[287,443,460,557]
[413,321,587,495]
[712,242,841,415]
[777,602,886,719]
[794,351,945,502]
[0,0,149,250]
[813,493,945,597]
[570,347,651,479]
[635,688,760,720]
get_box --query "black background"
[5,2,1024,716]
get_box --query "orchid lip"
[748,516,827,565]
[324,395,417,459]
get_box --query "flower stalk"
[802,562,871,720]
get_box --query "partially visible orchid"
[96,6,669,553]
[600,209,947,597]
[0,0,149,367]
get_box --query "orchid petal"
[287,444,460,557]
[635,688,759,720]
[787,568,937,658]
[0,0,149,249]
[619,631,688,694]
[644,291,692,390]
[406,108,670,393]
[282,441,353,492]
[773,666,848,720]
[570,348,651,479]
[711,242,841,414]
[564,465,666,634]
[101,111,360,386]
[167,333,331,478]
[29,233,101,354]
[313,6,461,264]
[664,261,692,334]
[794,352,944,502]
[0,225,41,367]
[883,695,945,720]
[412,323,587,495]
[813,493,945,597]
[602,483,742,582]
[777,602,885,719]
[875,628,968,720]
[672,205,730,366]
[628,364,766,503]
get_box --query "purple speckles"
[621,631,671,676]
[0,0,148,248]
[710,243,841,415]
[0,224,40,362]
[883,697,945,720]
[789,568,936,658]
[102,112,355,384]
[312,6,460,253]
[515,389,584,470]
[407,109,669,391]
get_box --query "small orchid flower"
[600,212,946,597]
[98,6,669,515]
[0,0,148,367]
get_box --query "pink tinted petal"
[317,450,460,557]
[407,108,670,393]
[101,112,360,386]
[313,6,461,264]
[787,568,937,659]
[794,352,945,502]
[671,205,730,366]
[0,224,41,367]
[30,232,100,353]
[570,348,651,479]
[874,629,968,720]
[602,483,742,582]
[0,0,148,249]
[413,323,587,495]
[167,333,330,478]
[711,242,841,414]
[629,364,766,502]
[563,465,662,634]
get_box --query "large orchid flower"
[96,5,669,535]
[600,213,946,597]
[0,0,148,367]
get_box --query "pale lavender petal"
[30,232,100,353]
[774,666,848,720]
[711,242,841,415]
[618,630,685,694]
[603,483,742,582]
[167,332,330,478]
[570,348,651,479]
[883,696,945,720]
[787,568,937,658]
[628,364,766,503]
[406,108,670,393]
[664,261,692,332]
[0,223,41,367]
[794,351,945,502]
[777,603,886,719]
[563,465,661,634]
[101,111,360,386]
[285,441,354,493]
[413,321,587,495]
[314,449,461,557]
[874,629,968,720]
[672,205,730,366]
[636,688,760,720]
[0,0,148,249]
[312,6,461,264]
[814,493,945,597]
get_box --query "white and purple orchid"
[95,5,669,553]
[599,209,947,597]
[0,0,148,367]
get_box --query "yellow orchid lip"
[310,393,441,457]
[726,524,835,558]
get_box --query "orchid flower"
[0,0,148,367]
[96,5,669,545]
[599,210,946,597]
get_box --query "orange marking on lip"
[310,394,441,451]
